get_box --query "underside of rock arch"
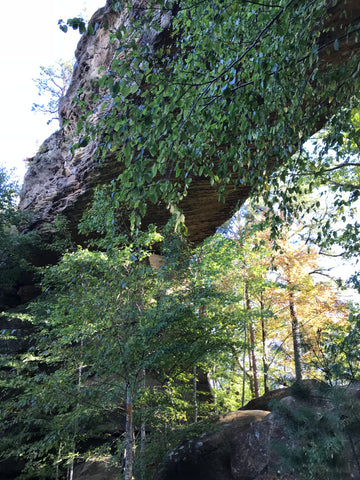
[19,0,360,246]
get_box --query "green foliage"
[49,215,76,253]
[0,167,38,303]
[308,312,360,386]
[0,244,157,477]
[58,17,87,35]
[2,218,266,476]
[1,229,215,476]
[273,384,360,480]
[32,61,73,125]
[72,0,358,231]
[0,205,356,477]
[262,91,360,290]
[3,2,360,474]
[58,12,100,36]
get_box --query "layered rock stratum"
[19,0,360,246]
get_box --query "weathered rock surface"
[74,459,118,480]
[19,0,360,246]
[157,410,275,480]
[156,382,360,480]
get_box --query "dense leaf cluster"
[75,0,358,231]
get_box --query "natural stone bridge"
[5,4,360,476]
[19,0,360,246]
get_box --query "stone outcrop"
[19,0,360,246]
[74,459,118,480]
[157,410,276,480]
[156,382,360,480]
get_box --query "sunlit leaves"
[74,0,343,232]
[264,91,360,291]
[58,17,87,35]
[0,168,38,291]
[32,61,73,125]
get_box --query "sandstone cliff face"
[20,0,236,244]
[19,0,360,245]
[19,1,130,239]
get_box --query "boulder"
[156,409,292,480]
[156,382,360,480]
[74,458,118,480]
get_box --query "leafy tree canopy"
[32,60,73,125]
[0,168,38,303]
[69,0,359,236]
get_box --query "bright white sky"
[0,0,105,183]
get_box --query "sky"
[0,0,105,183]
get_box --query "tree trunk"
[56,444,61,480]
[140,369,146,480]
[250,322,261,397]
[248,350,255,397]
[207,369,217,409]
[289,291,302,381]
[125,383,134,480]
[68,343,84,480]
[193,366,198,423]
[245,282,261,398]
[260,294,269,393]
[241,328,247,407]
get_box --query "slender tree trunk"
[260,294,269,393]
[289,291,302,381]
[248,350,255,397]
[232,345,257,389]
[56,444,61,480]
[249,322,260,397]
[245,282,260,398]
[235,353,260,405]
[140,369,146,452]
[207,369,217,409]
[125,382,134,480]
[194,295,205,419]
[193,366,198,423]
[241,328,247,407]
[140,368,146,480]
[68,341,84,480]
